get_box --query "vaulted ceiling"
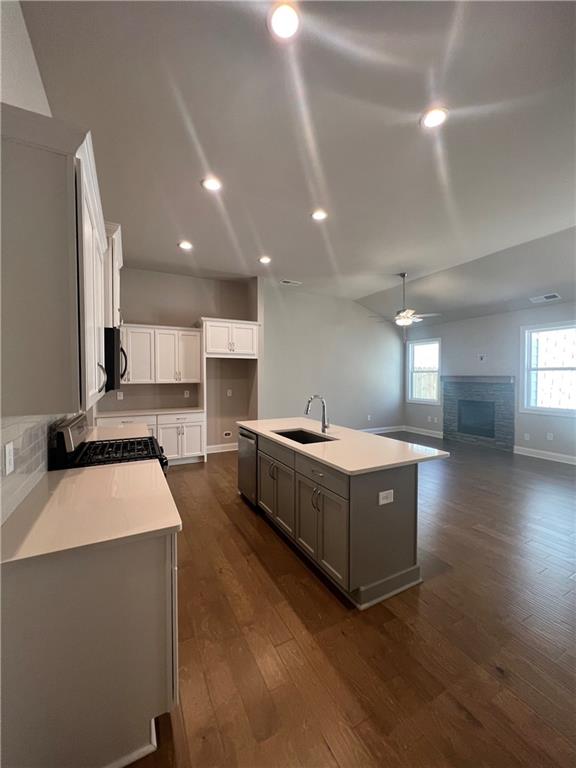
[24,1,575,299]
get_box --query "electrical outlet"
[116,391,124,401]
[227,389,233,398]
[546,432,554,441]
[367,414,372,422]
[378,490,394,505]
[524,433,530,441]
[184,390,190,398]
[223,431,232,438]
[4,442,14,475]
[427,415,432,423]
[478,352,487,362]
[433,416,439,423]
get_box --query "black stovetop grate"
[74,436,162,467]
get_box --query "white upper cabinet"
[78,139,107,410]
[122,326,155,384]
[179,331,201,382]
[203,319,259,358]
[122,325,201,384]
[155,329,179,383]
[155,329,201,383]
[104,222,123,328]
[204,321,232,356]
[2,105,108,415]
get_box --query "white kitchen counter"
[237,417,449,475]
[97,407,205,418]
[1,425,181,564]
[85,423,151,440]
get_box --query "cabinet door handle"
[311,469,325,478]
[311,487,318,510]
[120,347,128,379]
[97,362,107,393]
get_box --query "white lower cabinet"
[158,424,181,460]
[97,412,206,461]
[181,422,204,456]
[96,414,156,437]
[157,413,205,459]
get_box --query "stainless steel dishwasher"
[238,428,257,503]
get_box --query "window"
[407,339,441,403]
[522,323,576,415]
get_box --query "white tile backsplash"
[1,415,58,523]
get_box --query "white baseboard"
[402,426,444,439]
[169,455,205,465]
[207,442,238,454]
[513,445,576,466]
[362,426,404,434]
[104,720,157,768]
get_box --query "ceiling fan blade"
[414,313,441,318]
[412,317,423,322]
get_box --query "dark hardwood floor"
[135,434,576,767]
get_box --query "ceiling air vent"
[280,279,303,286]
[529,293,561,304]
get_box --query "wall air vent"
[279,279,303,286]
[529,293,561,304]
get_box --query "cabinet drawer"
[259,437,295,468]
[295,454,349,499]
[97,415,156,428]
[157,411,204,426]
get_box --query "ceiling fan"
[393,272,440,327]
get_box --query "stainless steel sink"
[273,429,337,444]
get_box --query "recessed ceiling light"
[311,208,328,222]
[269,3,300,40]
[201,175,222,192]
[259,255,272,265]
[421,107,448,129]
[178,240,193,251]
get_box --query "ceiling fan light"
[395,316,413,327]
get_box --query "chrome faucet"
[304,395,329,433]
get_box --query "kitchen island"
[237,417,449,609]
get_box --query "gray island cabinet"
[237,418,449,609]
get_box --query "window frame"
[406,338,441,405]
[520,321,576,418]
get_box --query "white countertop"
[1,425,181,565]
[85,424,151,440]
[96,407,205,419]
[237,417,449,475]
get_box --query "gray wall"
[0,2,51,116]
[1,1,57,522]
[258,280,404,429]
[120,267,254,326]
[106,269,257,446]
[405,302,576,456]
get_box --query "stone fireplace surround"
[442,376,515,451]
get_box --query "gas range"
[48,415,168,473]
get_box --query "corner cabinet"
[203,319,259,358]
